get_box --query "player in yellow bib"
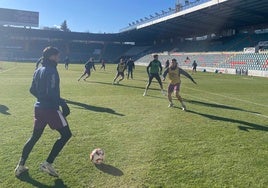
[113,58,126,84]
[163,58,197,111]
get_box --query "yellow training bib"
[118,63,125,72]
[168,67,181,84]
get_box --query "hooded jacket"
[30,59,64,109]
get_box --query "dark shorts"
[117,72,124,77]
[84,68,90,75]
[34,108,68,130]
[168,83,181,93]
[149,73,160,79]
[149,73,162,83]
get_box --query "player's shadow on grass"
[66,100,124,116]
[118,83,161,91]
[95,164,123,176]
[88,80,161,91]
[187,110,268,132]
[0,104,11,115]
[17,171,68,188]
[186,100,259,114]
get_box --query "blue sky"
[0,0,177,33]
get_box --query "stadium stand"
[101,43,132,62]
[123,46,151,57]
[221,53,268,71]
[1,27,268,73]
[0,26,133,62]
[160,33,268,53]
[136,52,268,72]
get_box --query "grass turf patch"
[0,62,267,187]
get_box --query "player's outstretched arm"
[179,68,197,84]
[29,70,40,97]
[162,68,169,81]
[29,80,38,98]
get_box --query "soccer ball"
[90,148,105,164]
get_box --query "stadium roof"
[120,0,268,42]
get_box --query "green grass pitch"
[0,61,267,187]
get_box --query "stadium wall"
[135,52,268,78]
[137,62,268,78]
[248,70,268,77]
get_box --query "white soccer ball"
[90,148,105,164]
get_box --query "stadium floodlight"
[145,17,149,20]
[155,12,160,16]
[136,20,139,24]
[150,15,154,18]
[140,19,143,22]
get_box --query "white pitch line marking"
[185,86,268,108]
[254,113,268,119]
[0,66,17,74]
[184,93,268,120]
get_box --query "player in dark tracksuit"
[15,47,72,177]
[192,60,197,73]
[100,59,106,70]
[164,60,170,69]
[126,58,135,79]
[78,58,95,81]
[64,56,70,70]
[143,54,165,96]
